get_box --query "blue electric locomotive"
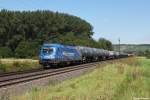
[39,43,82,67]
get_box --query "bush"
[146,55,150,59]
[144,49,150,59]
[0,47,12,58]
[15,41,39,58]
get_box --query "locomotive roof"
[43,43,75,49]
[43,43,62,47]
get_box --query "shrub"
[0,47,12,58]
[15,41,39,58]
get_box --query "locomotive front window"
[42,48,53,54]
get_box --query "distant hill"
[113,44,150,54]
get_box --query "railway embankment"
[0,58,125,99]
[11,57,150,100]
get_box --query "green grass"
[12,57,150,100]
[0,59,41,73]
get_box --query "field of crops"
[12,57,150,100]
[0,58,40,73]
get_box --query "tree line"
[137,50,150,58]
[0,9,113,58]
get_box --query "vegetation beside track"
[0,59,40,73]
[13,57,150,100]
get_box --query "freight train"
[39,43,128,68]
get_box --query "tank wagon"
[39,43,128,68]
[119,52,128,58]
[75,46,105,62]
[108,51,120,59]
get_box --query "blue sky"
[0,0,150,44]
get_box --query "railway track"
[0,58,126,88]
[0,62,100,88]
[0,68,44,77]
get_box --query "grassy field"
[12,57,150,100]
[0,58,40,73]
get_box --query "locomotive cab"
[39,45,57,66]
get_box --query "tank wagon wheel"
[95,57,99,62]
[82,56,86,63]
[98,56,102,61]
[102,56,104,61]
[43,64,56,69]
[43,65,50,69]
